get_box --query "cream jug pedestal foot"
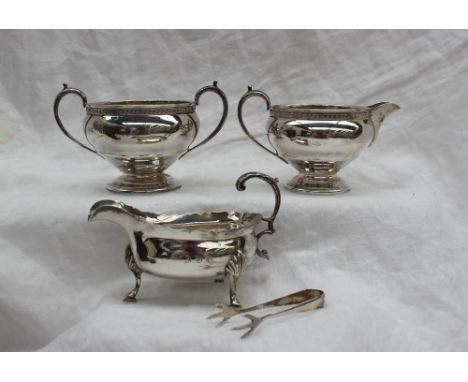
[285,173,350,195]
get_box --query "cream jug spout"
[369,102,400,121]
[368,102,400,146]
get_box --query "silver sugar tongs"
[207,289,325,338]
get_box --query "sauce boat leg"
[123,245,143,303]
[225,250,247,307]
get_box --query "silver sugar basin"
[54,81,228,193]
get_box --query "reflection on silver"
[88,172,281,307]
[238,86,400,194]
[54,82,228,193]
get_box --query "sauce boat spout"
[368,102,400,146]
[88,200,140,228]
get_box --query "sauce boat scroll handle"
[238,86,400,194]
[236,171,281,256]
[53,81,228,193]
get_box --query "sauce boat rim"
[88,199,264,234]
[148,210,263,230]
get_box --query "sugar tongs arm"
[232,289,325,339]
[207,289,324,329]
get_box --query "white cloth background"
[0,30,467,351]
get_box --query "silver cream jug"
[238,87,399,194]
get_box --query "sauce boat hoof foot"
[88,171,281,307]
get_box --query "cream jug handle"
[237,87,288,164]
[236,172,281,248]
[53,84,100,156]
[179,81,228,159]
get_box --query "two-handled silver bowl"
[88,172,281,307]
[238,87,399,194]
[54,82,228,193]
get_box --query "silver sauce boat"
[88,172,280,307]
[238,87,399,194]
[54,82,228,193]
